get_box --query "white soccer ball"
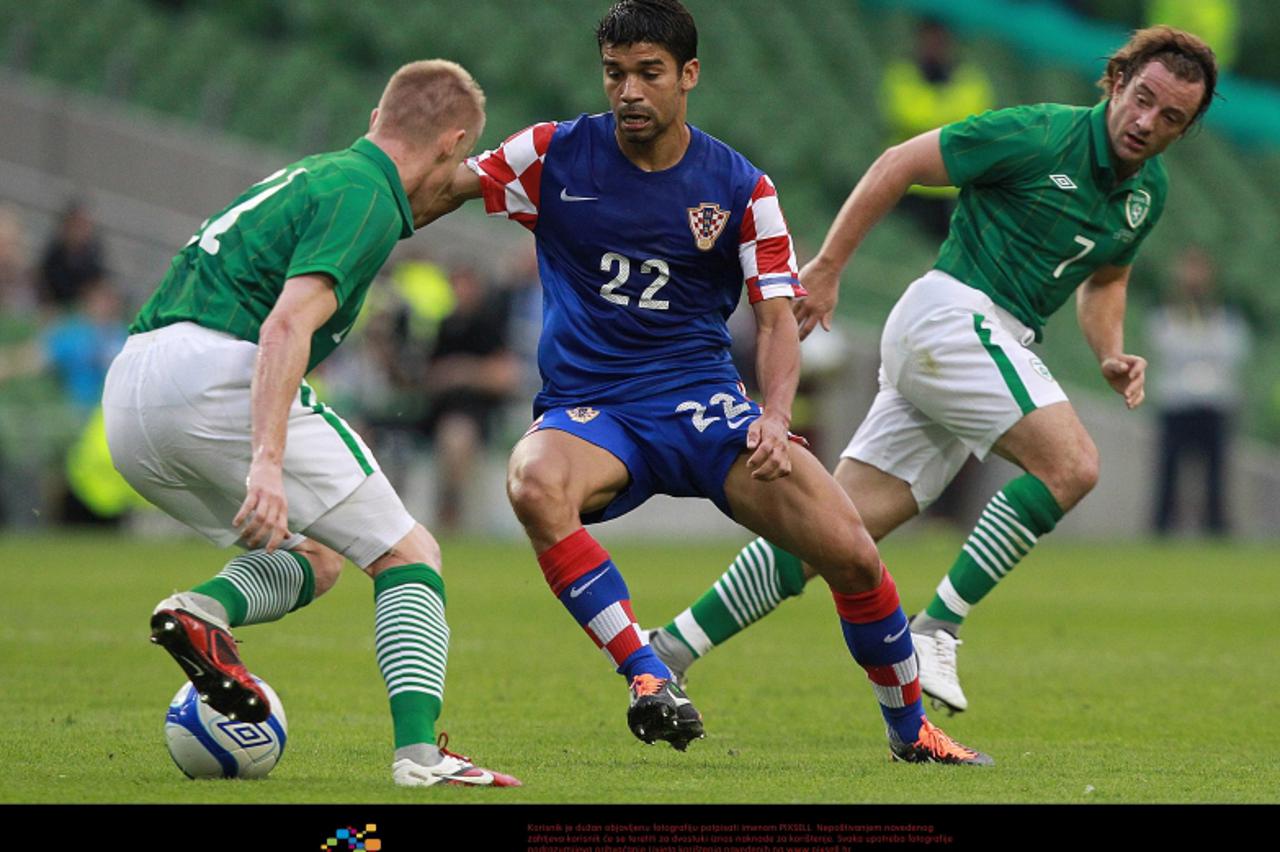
[164,678,288,779]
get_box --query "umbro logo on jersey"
[687,202,731,251]
[567,406,600,423]
[560,188,598,202]
[1048,174,1077,190]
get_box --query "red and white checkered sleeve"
[739,174,804,303]
[465,122,557,231]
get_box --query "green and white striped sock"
[659,538,806,667]
[374,564,448,749]
[925,474,1064,626]
[191,550,316,627]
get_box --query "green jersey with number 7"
[934,100,1167,342]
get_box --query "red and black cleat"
[149,609,270,723]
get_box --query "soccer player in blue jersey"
[432,0,989,763]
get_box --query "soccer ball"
[164,678,288,779]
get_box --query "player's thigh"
[723,445,881,592]
[507,425,631,518]
[831,457,918,543]
[991,400,1099,509]
[300,471,419,572]
[885,272,1068,463]
[842,379,971,514]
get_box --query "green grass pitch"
[1,530,1277,804]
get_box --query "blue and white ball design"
[164,678,288,779]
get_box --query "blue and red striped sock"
[537,528,669,681]
[831,566,925,745]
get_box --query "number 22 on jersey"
[599,252,671,310]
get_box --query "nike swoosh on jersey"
[569,567,611,598]
[560,188,598,202]
[883,624,910,643]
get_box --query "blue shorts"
[531,381,761,523]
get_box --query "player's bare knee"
[365,524,443,579]
[290,539,344,598]
[1044,441,1100,507]
[310,548,344,597]
[808,526,882,594]
[506,458,572,531]
[847,533,885,591]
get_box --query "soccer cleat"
[912,629,968,715]
[627,674,704,751]
[391,733,522,787]
[888,718,994,766]
[149,605,270,724]
[646,629,690,688]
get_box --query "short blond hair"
[1098,26,1217,125]
[374,59,486,146]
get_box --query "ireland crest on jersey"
[688,202,731,251]
[1125,189,1151,229]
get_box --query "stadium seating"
[2,0,1278,439]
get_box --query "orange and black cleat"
[150,608,270,723]
[627,673,705,751]
[888,718,994,765]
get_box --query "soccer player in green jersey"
[649,26,1217,714]
[102,60,519,787]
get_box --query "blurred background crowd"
[0,0,1276,538]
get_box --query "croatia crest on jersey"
[688,202,731,251]
[1125,189,1151,229]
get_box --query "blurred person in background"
[38,202,107,311]
[880,19,995,241]
[0,276,130,525]
[0,277,127,414]
[36,277,128,416]
[422,265,520,531]
[1146,0,1238,71]
[0,204,36,315]
[1147,245,1250,536]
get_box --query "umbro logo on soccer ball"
[1048,174,1077,190]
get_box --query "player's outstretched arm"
[746,297,801,481]
[233,274,338,551]
[416,162,484,226]
[1077,263,1146,410]
[796,128,951,339]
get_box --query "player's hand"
[746,411,793,481]
[234,460,290,551]
[795,256,842,340]
[1101,354,1146,409]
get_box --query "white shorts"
[843,270,1069,509]
[102,323,415,567]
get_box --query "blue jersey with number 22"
[467,112,802,416]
